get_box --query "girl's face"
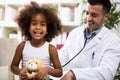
[29,13,47,41]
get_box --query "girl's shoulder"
[19,41,26,45]
[49,43,56,49]
[17,41,26,49]
[49,43,57,52]
[49,43,58,58]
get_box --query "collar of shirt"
[84,28,101,39]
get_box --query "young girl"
[11,1,63,80]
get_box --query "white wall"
[0,38,18,66]
[0,38,18,80]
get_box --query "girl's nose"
[36,25,42,29]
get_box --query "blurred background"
[0,0,120,80]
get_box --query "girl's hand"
[19,69,28,80]
[35,67,50,80]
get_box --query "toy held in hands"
[25,59,43,79]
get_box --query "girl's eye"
[41,23,47,26]
[31,22,37,26]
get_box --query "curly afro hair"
[15,1,63,42]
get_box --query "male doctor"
[59,0,120,80]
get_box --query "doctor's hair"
[87,0,111,13]
[14,1,63,42]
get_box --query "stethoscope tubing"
[61,38,87,67]
[61,32,96,67]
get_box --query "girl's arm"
[10,41,25,75]
[48,44,63,77]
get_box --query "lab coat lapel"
[83,27,106,51]
[79,31,85,49]
[79,26,86,49]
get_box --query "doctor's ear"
[105,17,108,21]
[103,17,108,22]
[105,13,110,19]
[104,13,110,22]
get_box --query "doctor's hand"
[60,70,75,80]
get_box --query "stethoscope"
[61,31,96,67]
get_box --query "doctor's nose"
[86,14,93,21]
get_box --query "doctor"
[59,0,120,80]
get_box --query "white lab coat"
[58,25,120,80]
